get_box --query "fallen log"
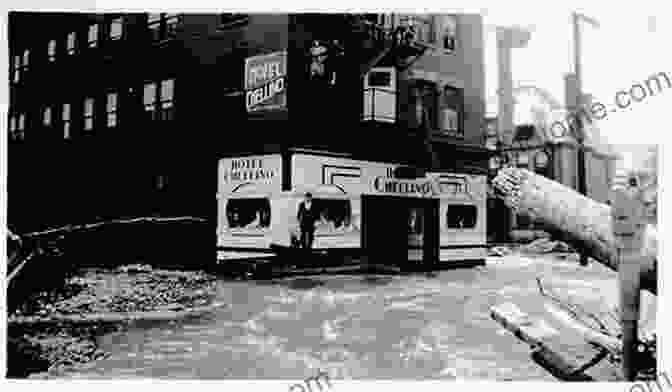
[492,168,656,294]
[491,302,624,381]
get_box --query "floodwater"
[58,255,626,380]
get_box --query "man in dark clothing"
[297,192,319,249]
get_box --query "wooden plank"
[492,302,624,381]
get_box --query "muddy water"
[58,255,623,380]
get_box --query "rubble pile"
[8,265,219,378]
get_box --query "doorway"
[361,195,439,270]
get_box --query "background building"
[7,13,490,235]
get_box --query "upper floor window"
[219,14,249,27]
[144,79,175,121]
[67,32,77,54]
[9,116,16,137]
[147,13,180,41]
[106,92,118,127]
[63,103,71,139]
[400,15,434,44]
[412,82,438,130]
[441,16,457,52]
[43,106,52,126]
[143,82,157,119]
[88,24,99,48]
[13,55,20,83]
[16,113,26,140]
[159,79,175,121]
[48,40,57,62]
[22,49,30,68]
[440,85,463,136]
[110,17,123,40]
[84,97,95,130]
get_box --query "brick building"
[7,13,491,241]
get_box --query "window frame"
[106,91,118,128]
[147,13,180,42]
[445,204,478,230]
[439,85,464,137]
[47,39,57,62]
[441,15,458,52]
[144,78,175,121]
[109,17,124,40]
[83,97,95,131]
[67,32,77,55]
[43,106,53,126]
[62,103,72,139]
[88,24,99,48]
[12,55,20,83]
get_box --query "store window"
[110,17,123,40]
[311,199,352,232]
[106,92,118,127]
[48,40,57,62]
[63,103,71,139]
[83,97,94,131]
[446,204,477,229]
[43,106,52,126]
[67,32,76,55]
[88,24,98,48]
[226,198,271,229]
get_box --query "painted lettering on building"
[221,158,277,183]
[372,177,438,197]
[244,51,287,113]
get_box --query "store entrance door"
[361,195,439,270]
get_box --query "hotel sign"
[220,156,280,185]
[244,51,287,113]
[372,177,440,197]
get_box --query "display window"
[311,199,353,233]
[446,204,477,229]
[226,198,271,230]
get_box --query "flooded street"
[58,255,622,380]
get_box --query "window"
[17,113,26,140]
[226,198,271,230]
[159,79,174,121]
[441,16,457,51]
[43,106,52,126]
[446,204,477,229]
[147,13,180,41]
[412,82,438,130]
[143,82,157,120]
[440,85,463,136]
[106,92,118,127]
[22,49,29,68]
[13,55,20,83]
[9,116,16,137]
[400,14,434,44]
[110,17,123,40]
[311,199,352,233]
[144,79,175,121]
[84,98,94,131]
[63,103,71,139]
[88,24,99,48]
[219,13,249,27]
[67,32,76,54]
[48,40,56,61]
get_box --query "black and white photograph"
[1,4,667,388]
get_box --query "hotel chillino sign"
[244,51,287,113]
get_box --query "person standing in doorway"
[297,192,319,249]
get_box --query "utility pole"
[571,11,599,266]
